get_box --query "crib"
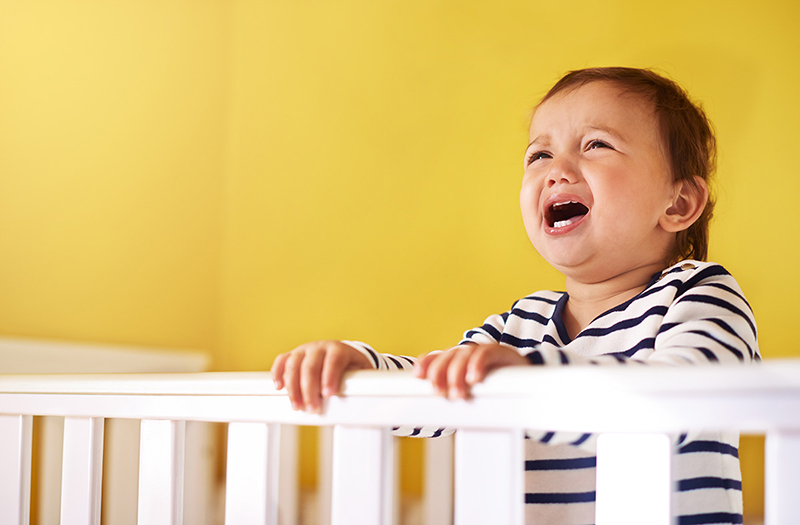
[1,360,799,525]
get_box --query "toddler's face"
[521,81,678,283]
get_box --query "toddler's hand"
[415,343,528,400]
[271,340,372,413]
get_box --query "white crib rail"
[1,360,799,525]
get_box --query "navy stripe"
[526,351,544,365]
[677,295,757,337]
[430,427,445,438]
[363,347,380,369]
[557,350,570,364]
[542,333,561,347]
[685,330,744,361]
[594,271,663,321]
[526,491,595,504]
[479,323,503,341]
[703,282,752,312]
[658,321,681,335]
[696,346,720,362]
[526,457,596,471]
[615,337,656,357]
[571,433,592,446]
[502,333,543,349]
[408,427,421,437]
[385,355,403,368]
[704,318,756,361]
[524,295,561,305]
[678,477,741,492]
[659,320,755,362]
[677,433,688,445]
[510,307,550,324]
[579,306,669,338]
[398,355,416,366]
[678,513,743,525]
[540,432,555,443]
[552,294,571,343]
[679,441,739,458]
[675,265,731,299]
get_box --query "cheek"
[519,177,540,214]
[519,180,543,241]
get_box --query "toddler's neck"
[562,262,665,339]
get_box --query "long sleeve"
[461,262,759,368]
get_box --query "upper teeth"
[552,200,579,208]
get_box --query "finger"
[466,345,527,385]
[321,343,351,398]
[271,352,289,389]
[300,346,326,413]
[465,345,498,385]
[283,350,306,411]
[446,346,474,399]
[414,350,442,378]
[425,349,458,396]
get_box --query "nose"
[545,157,579,188]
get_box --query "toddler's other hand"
[271,340,372,414]
[415,344,528,400]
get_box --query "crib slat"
[0,415,32,525]
[454,428,524,525]
[278,424,298,525]
[60,417,104,525]
[224,422,280,525]
[765,430,800,525]
[425,434,454,525]
[596,433,670,525]
[330,425,394,525]
[138,420,186,525]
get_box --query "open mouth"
[545,201,589,228]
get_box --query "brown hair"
[540,67,716,265]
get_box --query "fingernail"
[449,387,459,400]
[465,370,476,384]
[322,386,332,398]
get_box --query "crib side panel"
[138,420,186,525]
[454,428,524,525]
[765,430,800,525]
[225,422,281,525]
[60,417,105,525]
[0,414,33,525]
[330,425,394,525]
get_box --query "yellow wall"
[0,1,228,349]
[2,0,798,518]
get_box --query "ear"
[659,176,708,233]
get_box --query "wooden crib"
[1,361,799,525]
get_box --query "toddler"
[271,67,759,525]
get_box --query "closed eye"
[526,150,552,166]
[587,139,613,151]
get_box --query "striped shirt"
[345,260,759,525]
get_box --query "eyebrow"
[527,134,551,149]
[527,126,626,150]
